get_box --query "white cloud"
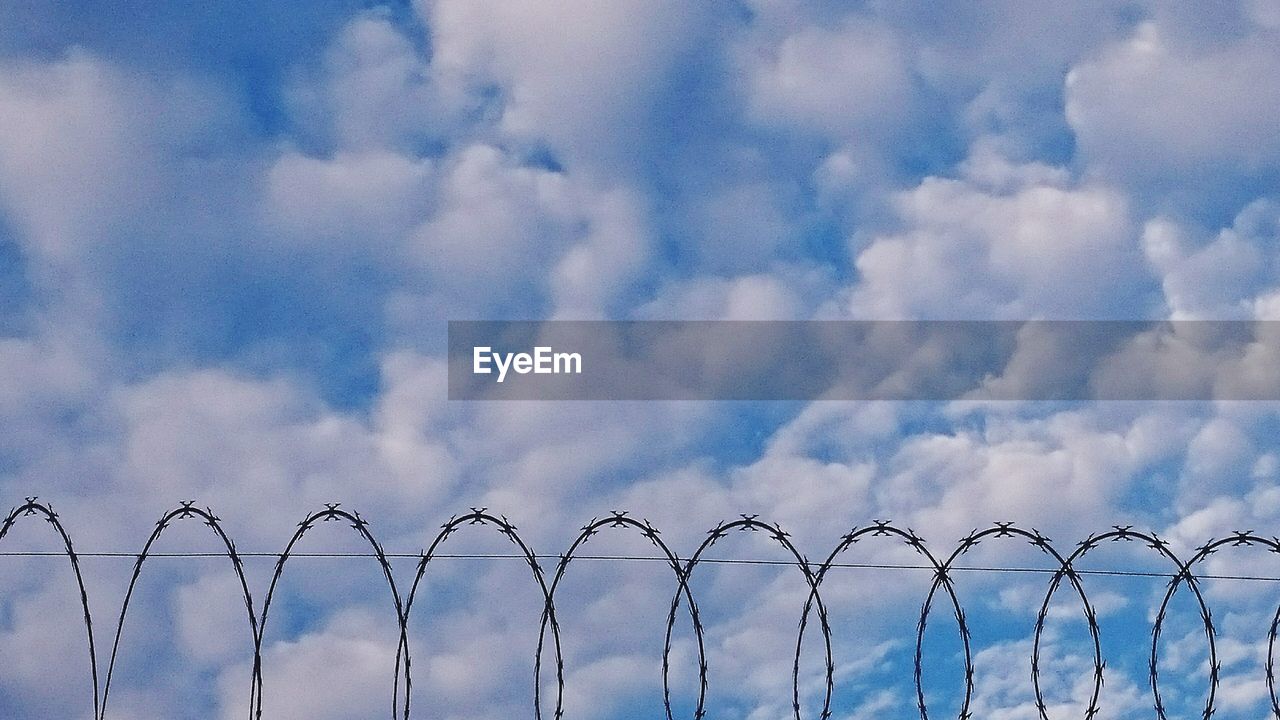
[871,406,1191,543]
[235,609,401,720]
[105,365,457,547]
[285,11,446,151]
[392,144,655,321]
[265,149,434,251]
[0,570,99,720]
[0,52,238,271]
[636,273,813,321]
[1141,199,1280,319]
[548,186,652,320]
[744,19,913,143]
[421,0,714,167]
[1066,22,1280,182]
[848,157,1143,319]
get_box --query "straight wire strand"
[4,549,1280,583]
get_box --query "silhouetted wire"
[5,497,1280,720]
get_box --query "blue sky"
[3,1,1280,718]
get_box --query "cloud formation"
[2,2,1280,719]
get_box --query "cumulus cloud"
[421,0,715,168]
[1066,20,1280,211]
[265,149,435,252]
[848,153,1147,319]
[285,10,446,152]
[393,145,571,316]
[1141,199,1280,319]
[636,272,824,321]
[0,51,246,287]
[744,18,913,144]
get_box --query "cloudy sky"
[3,1,1280,719]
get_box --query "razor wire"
[2,497,1279,719]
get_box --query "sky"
[2,1,1280,718]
